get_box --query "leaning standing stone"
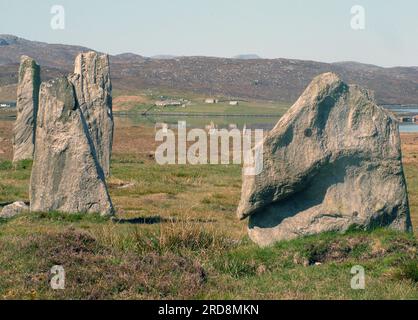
[237,72,412,246]
[30,77,114,216]
[13,56,40,162]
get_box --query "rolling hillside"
[1,34,418,104]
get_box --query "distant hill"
[0,34,90,68]
[233,54,262,60]
[111,53,147,64]
[151,55,178,60]
[1,35,418,105]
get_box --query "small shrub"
[301,236,372,264]
[394,259,418,282]
[0,217,10,225]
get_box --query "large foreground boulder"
[69,51,113,176]
[237,73,412,246]
[30,77,114,216]
[13,56,40,162]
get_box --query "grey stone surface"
[13,55,40,162]
[69,51,113,176]
[237,72,412,246]
[30,77,114,216]
[0,201,29,218]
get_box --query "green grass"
[405,165,418,234]
[0,160,32,203]
[0,156,417,299]
[113,93,290,133]
[120,114,281,133]
[124,101,289,116]
[113,89,290,117]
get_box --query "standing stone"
[30,77,114,216]
[13,56,40,162]
[68,51,113,176]
[237,73,412,247]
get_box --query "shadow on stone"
[249,154,362,229]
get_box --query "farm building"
[155,100,183,107]
[399,116,414,123]
[0,102,15,108]
[205,98,218,104]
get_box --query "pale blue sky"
[1,0,417,67]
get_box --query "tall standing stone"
[13,55,40,162]
[30,77,114,216]
[68,51,113,176]
[237,73,412,246]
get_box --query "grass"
[0,160,32,203]
[128,101,289,116]
[0,212,416,299]
[405,165,418,233]
[112,89,290,116]
[0,122,417,299]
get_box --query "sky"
[0,0,417,67]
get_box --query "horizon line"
[2,34,418,69]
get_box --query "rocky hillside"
[1,35,418,104]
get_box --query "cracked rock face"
[30,77,114,216]
[237,72,412,247]
[69,51,113,177]
[13,55,40,162]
